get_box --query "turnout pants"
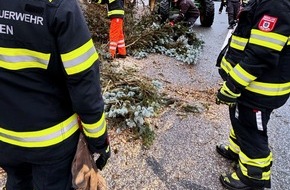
[109,18,126,58]
[227,103,273,188]
[227,0,240,25]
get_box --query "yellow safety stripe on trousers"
[249,29,288,51]
[288,36,290,45]
[230,35,248,51]
[229,128,240,155]
[61,39,99,75]
[220,57,233,74]
[246,81,290,96]
[109,0,116,3]
[229,64,257,87]
[239,151,272,180]
[81,112,107,138]
[108,10,124,17]
[0,114,79,148]
[229,137,240,155]
[0,47,50,70]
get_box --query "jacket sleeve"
[227,0,290,91]
[52,0,108,153]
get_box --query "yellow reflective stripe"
[249,29,288,51]
[229,128,240,154]
[287,37,290,45]
[221,81,241,97]
[230,35,248,51]
[108,10,124,16]
[239,162,271,180]
[246,81,290,96]
[61,39,99,75]
[82,113,107,138]
[230,64,257,87]
[239,151,272,168]
[0,114,79,148]
[108,0,115,3]
[239,151,272,180]
[0,47,50,70]
[97,0,102,3]
[229,139,240,155]
[220,57,233,74]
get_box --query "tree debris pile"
[79,1,206,146]
[81,1,204,64]
[100,62,170,146]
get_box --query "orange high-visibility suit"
[96,0,126,58]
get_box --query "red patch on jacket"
[258,15,277,32]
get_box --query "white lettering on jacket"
[0,24,13,35]
[0,10,43,25]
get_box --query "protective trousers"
[227,103,273,188]
[109,18,126,58]
[227,0,240,25]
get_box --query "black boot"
[216,144,239,161]
[116,54,126,59]
[220,172,264,190]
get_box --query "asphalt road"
[101,2,290,190]
[124,2,290,190]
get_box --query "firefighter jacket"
[95,0,124,19]
[0,0,108,158]
[217,0,290,109]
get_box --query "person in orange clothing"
[110,17,126,58]
[95,0,127,59]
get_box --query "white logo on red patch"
[258,15,278,32]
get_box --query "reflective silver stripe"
[110,42,117,46]
[117,40,125,43]
[0,55,48,66]
[62,47,95,69]
[221,57,233,74]
[231,69,252,85]
[256,111,263,131]
[0,47,50,70]
[0,114,79,147]
[249,29,288,51]
[235,104,239,119]
[83,117,106,134]
[0,119,77,142]
[230,35,248,51]
[246,81,290,96]
[251,34,285,47]
[108,10,124,16]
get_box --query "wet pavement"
[105,2,290,189]
[1,2,289,190]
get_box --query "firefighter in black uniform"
[215,0,290,189]
[0,0,110,189]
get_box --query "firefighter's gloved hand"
[216,81,241,106]
[169,21,174,26]
[96,145,111,170]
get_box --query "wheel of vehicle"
[198,0,214,27]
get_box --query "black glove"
[96,144,111,170]
[216,81,241,106]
